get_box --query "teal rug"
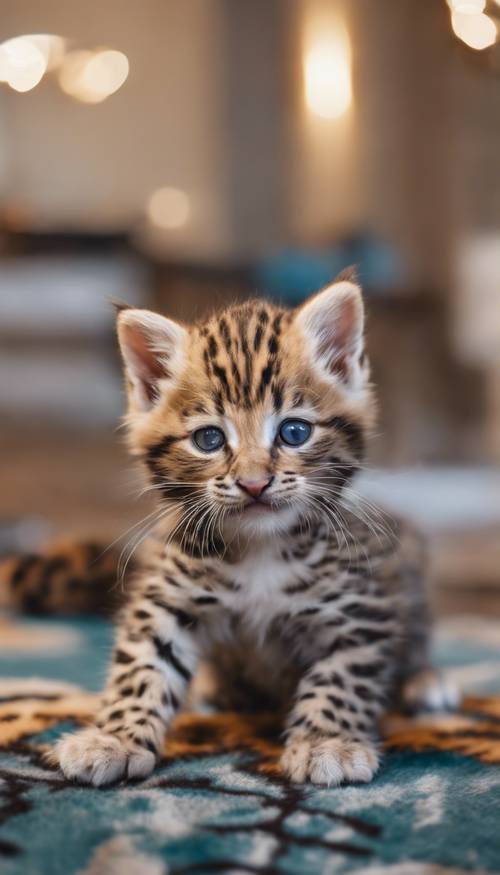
[1,616,500,875]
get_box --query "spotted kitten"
[55,278,457,787]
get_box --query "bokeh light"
[303,21,352,120]
[0,36,47,93]
[448,0,486,12]
[451,11,497,49]
[147,187,191,230]
[59,48,129,103]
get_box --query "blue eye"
[193,426,225,452]
[278,419,312,447]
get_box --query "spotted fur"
[51,279,454,786]
[0,541,124,616]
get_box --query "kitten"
[54,278,457,787]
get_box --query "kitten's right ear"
[116,309,188,412]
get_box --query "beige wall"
[0,0,229,258]
[1,0,500,275]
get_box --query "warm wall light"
[303,19,352,120]
[147,188,191,230]
[24,34,66,71]
[448,0,485,12]
[0,35,47,92]
[59,48,129,103]
[451,11,497,49]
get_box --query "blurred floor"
[0,425,498,618]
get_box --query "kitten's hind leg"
[397,597,460,714]
[400,669,460,714]
[397,541,461,714]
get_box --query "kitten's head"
[117,278,374,552]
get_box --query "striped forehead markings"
[202,303,288,412]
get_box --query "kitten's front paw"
[281,733,379,786]
[53,727,156,786]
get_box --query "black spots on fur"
[172,557,189,576]
[343,603,394,624]
[349,662,385,679]
[272,381,284,412]
[258,307,270,326]
[114,663,155,685]
[203,348,211,378]
[331,672,345,689]
[321,708,338,723]
[272,313,283,335]
[345,701,359,714]
[230,360,242,396]
[146,434,179,462]
[148,708,161,720]
[134,736,157,755]
[218,317,232,353]
[333,635,362,652]
[327,694,345,710]
[268,333,279,356]
[120,686,134,698]
[297,606,321,617]
[242,382,252,408]
[356,627,389,646]
[213,363,231,404]
[153,637,192,681]
[253,323,264,353]
[340,718,352,732]
[164,574,181,588]
[212,389,225,417]
[309,673,330,687]
[144,738,158,755]
[320,415,365,461]
[134,610,151,621]
[192,595,218,606]
[10,554,39,587]
[298,691,316,701]
[284,579,313,596]
[321,591,341,604]
[258,362,274,398]
[152,598,197,629]
[108,709,124,721]
[114,649,135,665]
[324,616,345,629]
[9,554,72,615]
[137,681,148,697]
[254,358,276,404]
[208,334,218,359]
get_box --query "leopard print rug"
[1,615,499,874]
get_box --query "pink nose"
[237,477,274,499]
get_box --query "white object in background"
[0,257,146,336]
[357,467,500,531]
[453,233,500,367]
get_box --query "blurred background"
[0,0,499,616]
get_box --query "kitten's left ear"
[295,280,367,392]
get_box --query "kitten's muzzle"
[236,476,274,500]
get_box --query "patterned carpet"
[1,616,500,875]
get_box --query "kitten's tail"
[0,540,129,617]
